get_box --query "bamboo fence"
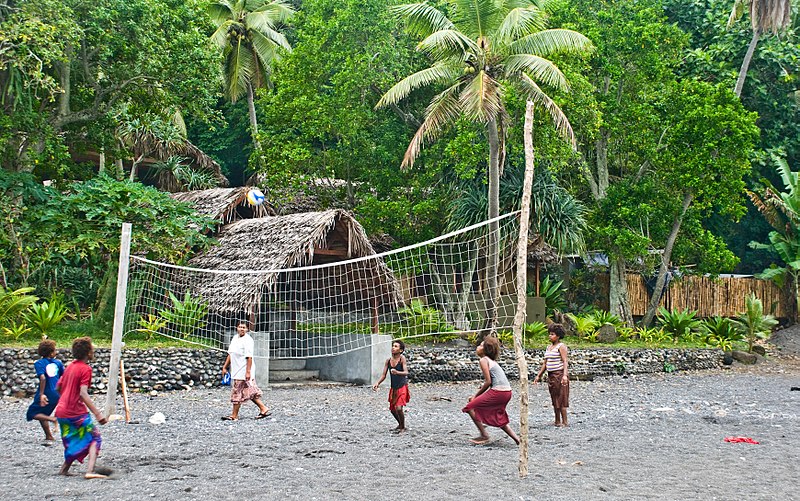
[626,274,784,318]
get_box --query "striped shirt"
[545,343,565,372]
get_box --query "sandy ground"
[1,358,798,501]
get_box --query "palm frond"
[747,189,784,231]
[210,20,237,49]
[496,7,547,44]
[510,29,593,57]
[208,1,235,25]
[417,29,480,59]
[505,54,568,91]
[727,0,747,27]
[376,63,458,108]
[391,3,455,38]
[224,39,254,102]
[252,0,295,24]
[246,12,292,50]
[459,70,504,122]
[451,0,500,39]
[518,74,575,148]
[401,83,463,169]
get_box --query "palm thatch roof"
[171,187,275,227]
[186,209,400,312]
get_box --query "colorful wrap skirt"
[388,385,410,410]
[58,414,101,464]
[230,379,263,404]
[462,388,512,427]
[547,369,570,408]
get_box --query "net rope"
[123,212,522,359]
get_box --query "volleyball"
[246,188,265,206]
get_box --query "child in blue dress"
[26,339,64,440]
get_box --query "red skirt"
[388,385,410,410]
[462,388,512,427]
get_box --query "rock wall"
[0,347,723,397]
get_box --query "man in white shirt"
[221,322,271,421]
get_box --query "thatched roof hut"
[171,187,275,227]
[187,209,400,314]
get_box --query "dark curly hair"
[548,323,566,339]
[71,337,94,360]
[37,339,56,358]
[392,339,405,352]
[482,336,501,360]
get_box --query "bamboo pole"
[105,223,131,417]
[120,359,131,423]
[511,101,536,478]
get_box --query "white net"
[122,212,521,358]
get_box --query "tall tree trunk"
[57,44,72,119]
[246,82,262,155]
[98,148,106,175]
[734,29,760,98]
[642,192,693,326]
[513,100,535,478]
[485,118,501,339]
[609,256,633,325]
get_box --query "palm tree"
[748,153,800,320]
[378,0,592,332]
[728,0,793,97]
[209,0,294,154]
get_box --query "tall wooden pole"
[105,223,132,417]
[513,101,535,477]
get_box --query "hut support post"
[105,222,132,417]
[371,296,379,334]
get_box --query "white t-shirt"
[228,332,255,381]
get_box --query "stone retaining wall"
[0,347,723,397]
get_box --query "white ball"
[246,188,265,206]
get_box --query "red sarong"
[388,385,410,410]
[462,388,512,427]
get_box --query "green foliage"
[24,295,68,336]
[733,293,779,352]
[386,299,458,341]
[135,314,168,341]
[701,316,743,351]
[637,326,672,344]
[663,362,676,373]
[528,276,568,317]
[0,286,39,325]
[589,310,624,327]
[567,313,598,338]
[523,321,548,339]
[158,292,209,339]
[656,307,702,341]
[2,322,32,341]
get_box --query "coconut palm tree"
[377,0,592,332]
[728,0,793,97]
[208,0,294,153]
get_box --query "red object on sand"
[724,436,760,444]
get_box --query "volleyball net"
[123,212,522,359]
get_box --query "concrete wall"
[305,334,393,385]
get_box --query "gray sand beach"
[1,358,798,501]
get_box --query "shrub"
[24,294,68,336]
[567,313,598,338]
[528,276,567,316]
[2,322,31,341]
[589,309,623,327]
[656,307,701,341]
[701,316,742,351]
[136,314,168,341]
[733,293,778,353]
[0,286,38,325]
[159,292,209,339]
[637,326,671,344]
